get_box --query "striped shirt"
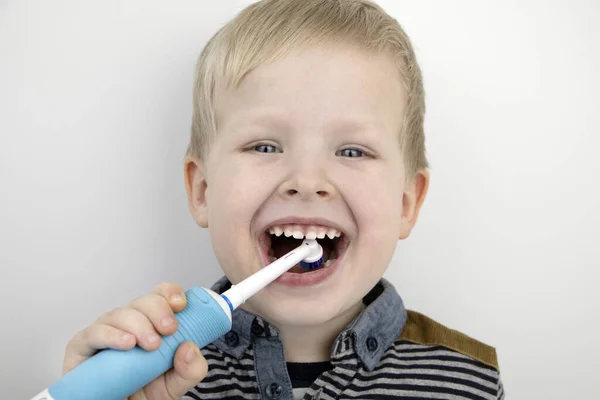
[184,277,505,400]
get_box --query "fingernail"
[171,293,184,303]
[147,332,160,344]
[185,346,198,363]
[161,316,174,327]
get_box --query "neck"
[278,301,365,363]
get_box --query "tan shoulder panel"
[399,310,499,371]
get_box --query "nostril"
[282,188,329,198]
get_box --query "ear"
[184,155,209,228]
[399,169,429,240]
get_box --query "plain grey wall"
[1,1,599,398]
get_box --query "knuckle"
[98,311,110,322]
[131,293,170,316]
[64,334,79,355]
[98,307,145,334]
[81,324,105,345]
[100,307,120,322]
[154,282,182,297]
[78,327,91,344]
[127,295,146,310]
[125,295,147,309]
[135,296,177,334]
[77,325,98,347]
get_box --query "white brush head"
[221,239,325,310]
[301,239,323,262]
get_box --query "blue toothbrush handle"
[34,287,232,400]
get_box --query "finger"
[63,324,136,374]
[152,282,187,312]
[164,342,208,399]
[97,307,162,351]
[127,293,179,337]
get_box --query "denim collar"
[210,276,407,371]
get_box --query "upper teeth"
[268,224,341,239]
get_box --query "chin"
[247,286,360,328]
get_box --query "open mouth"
[259,224,349,273]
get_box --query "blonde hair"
[187,0,428,178]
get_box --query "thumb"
[164,341,208,399]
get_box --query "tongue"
[288,264,310,273]
[273,239,300,258]
[273,238,332,273]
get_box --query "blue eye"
[337,148,364,157]
[254,144,281,153]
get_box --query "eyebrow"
[218,110,286,137]
[227,110,381,136]
[324,118,382,136]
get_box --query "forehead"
[215,44,406,135]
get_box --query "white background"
[1,1,599,398]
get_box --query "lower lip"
[260,252,343,287]
[276,258,341,286]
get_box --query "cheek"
[206,163,247,230]
[336,166,404,279]
[343,168,404,238]
[206,158,277,274]
[208,161,263,225]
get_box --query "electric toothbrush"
[30,239,323,400]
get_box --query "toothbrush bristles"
[299,258,323,270]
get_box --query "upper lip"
[259,216,347,236]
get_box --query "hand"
[63,283,208,399]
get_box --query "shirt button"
[366,336,378,351]
[251,320,265,336]
[224,331,239,346]
[266,382,283,399]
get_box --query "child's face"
[186,44,427,327]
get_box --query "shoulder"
[357,310,505,398]
[397,309,500,371]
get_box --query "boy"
[62,0,504,398]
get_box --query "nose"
[277,166,336,201]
